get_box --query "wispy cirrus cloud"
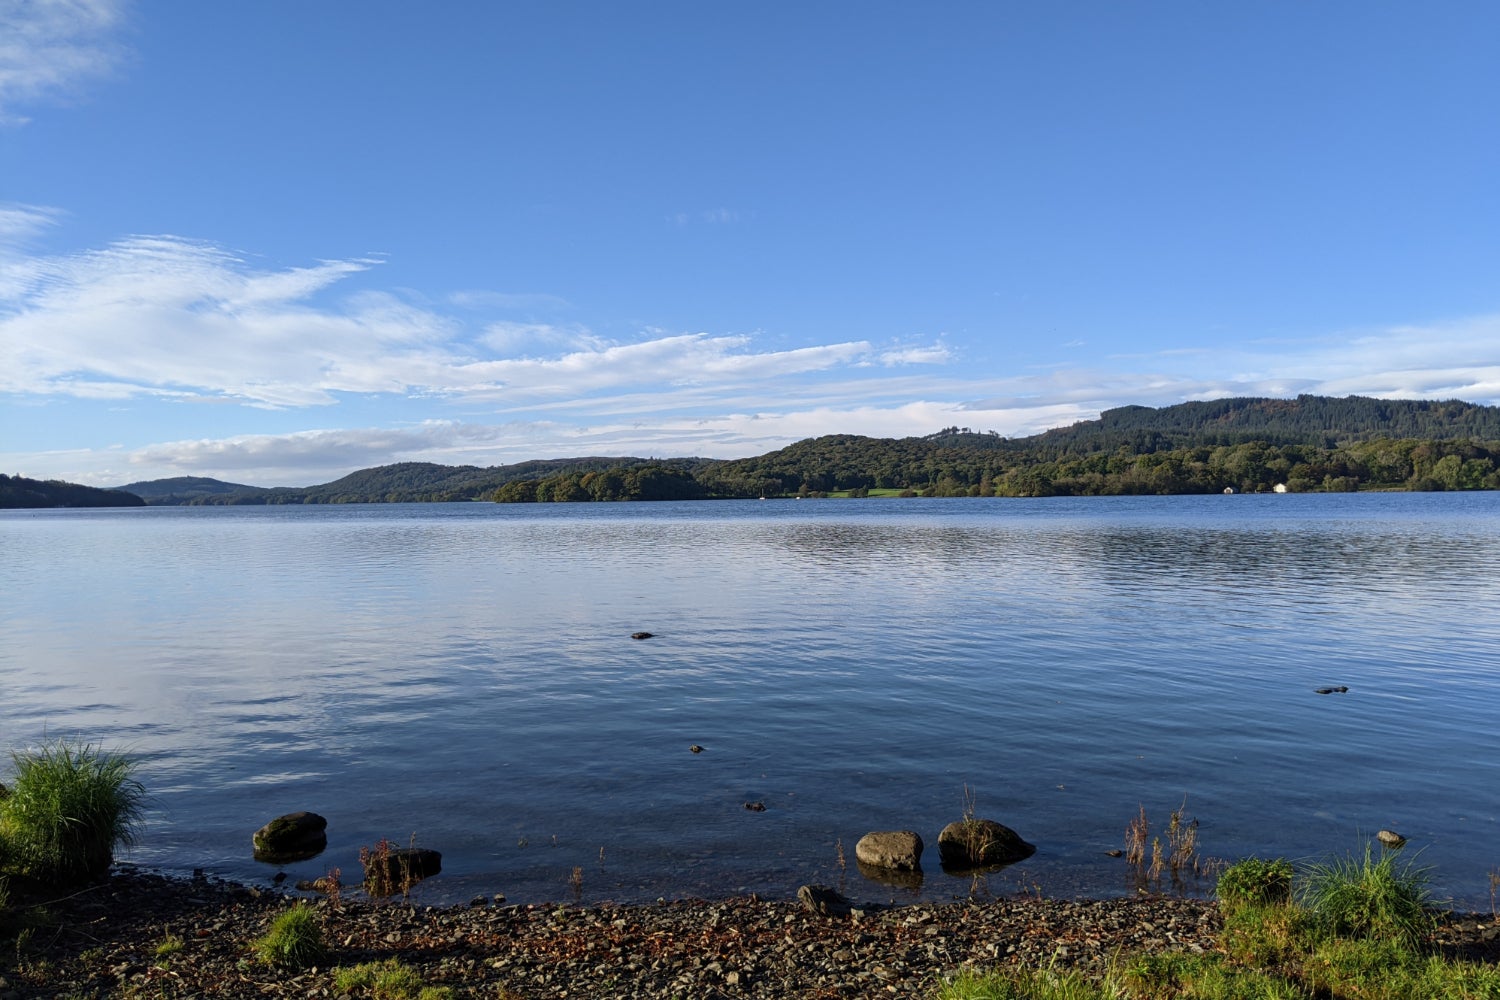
[0,0,129,126]
[0,215,947,411]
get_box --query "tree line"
[492,436,1500,501]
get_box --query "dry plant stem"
[1125,804,1149,867]
[324,866,342,908]
[1166,798,1200,875]
[1149,837,1164,881]
[835,839,846,871]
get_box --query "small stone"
[1314,686,1349,695]
[631,632,654,640]
[1376,829,1407,849]
[689,744,704,753]
[744,801,766,812]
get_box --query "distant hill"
[113,476,270,505]
[678,394,1500,497]
[122,456,712,504]
[82,394,1500,505]
[1,473,145,509]
[995,394,1500,456]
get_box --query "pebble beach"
[3,871,1497,998]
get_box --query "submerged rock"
[855,830,924,872]
[937,818,1036,870]
[364,846,443,895]
[797,884,852,917]
[1377,829,1408,849]
[631,632,654,640]
[1314,686,1349,694]
[252,811,328,863]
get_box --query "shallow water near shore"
[3,493,1498,907]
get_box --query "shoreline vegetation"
[3,743,1499,997]
[11,394,1500,508]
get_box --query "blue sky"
[3,1,1498,486]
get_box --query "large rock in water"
[937,818,1035,869]
[364,847,443,895]
[797,884,852,917]
[252,811,328,863]
[855,830,924,871]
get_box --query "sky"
[2,1,1498,487]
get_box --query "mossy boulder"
[937,818,1035,869]
[252,811,328,863]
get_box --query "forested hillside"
[1005,395,1500,456]
[100,394,1500,505]
[115,476,269,505]
[126,457,712,504]
[501,395,1500,500]
[0,474,145,509]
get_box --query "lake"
[2,493,1497,908]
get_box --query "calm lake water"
[3,494,1498,908]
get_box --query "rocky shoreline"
[2,871,1496,998]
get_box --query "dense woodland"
[13,395,1500,508]
[0,473,144,509]
[497,396,1500,501]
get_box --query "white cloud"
[0,219,950,415]
[0,0,128,126]
[878,344,953,366]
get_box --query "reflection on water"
[1,493,1497,907]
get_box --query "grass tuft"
[0,740,145,886]
[251,903,326,969]
[1218,857,1294,911]
[1298,841,1434,948]
[333,958,455,998]
[934,965,1112,999]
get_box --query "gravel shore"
[2,871,1495,998]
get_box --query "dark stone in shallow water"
[631,631,654,640]
[252,811,328,863]
[937,818,1036,870]
[1314,686,1349,695]
[364,846,443,894]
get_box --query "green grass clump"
[0,740,145,885]
[1218,858,1294,910]
[1303,936,1500,999]
[934,965,1111,999]
[252,904,327,969]
[1299,842,1433,948]
[333,959,454,999]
